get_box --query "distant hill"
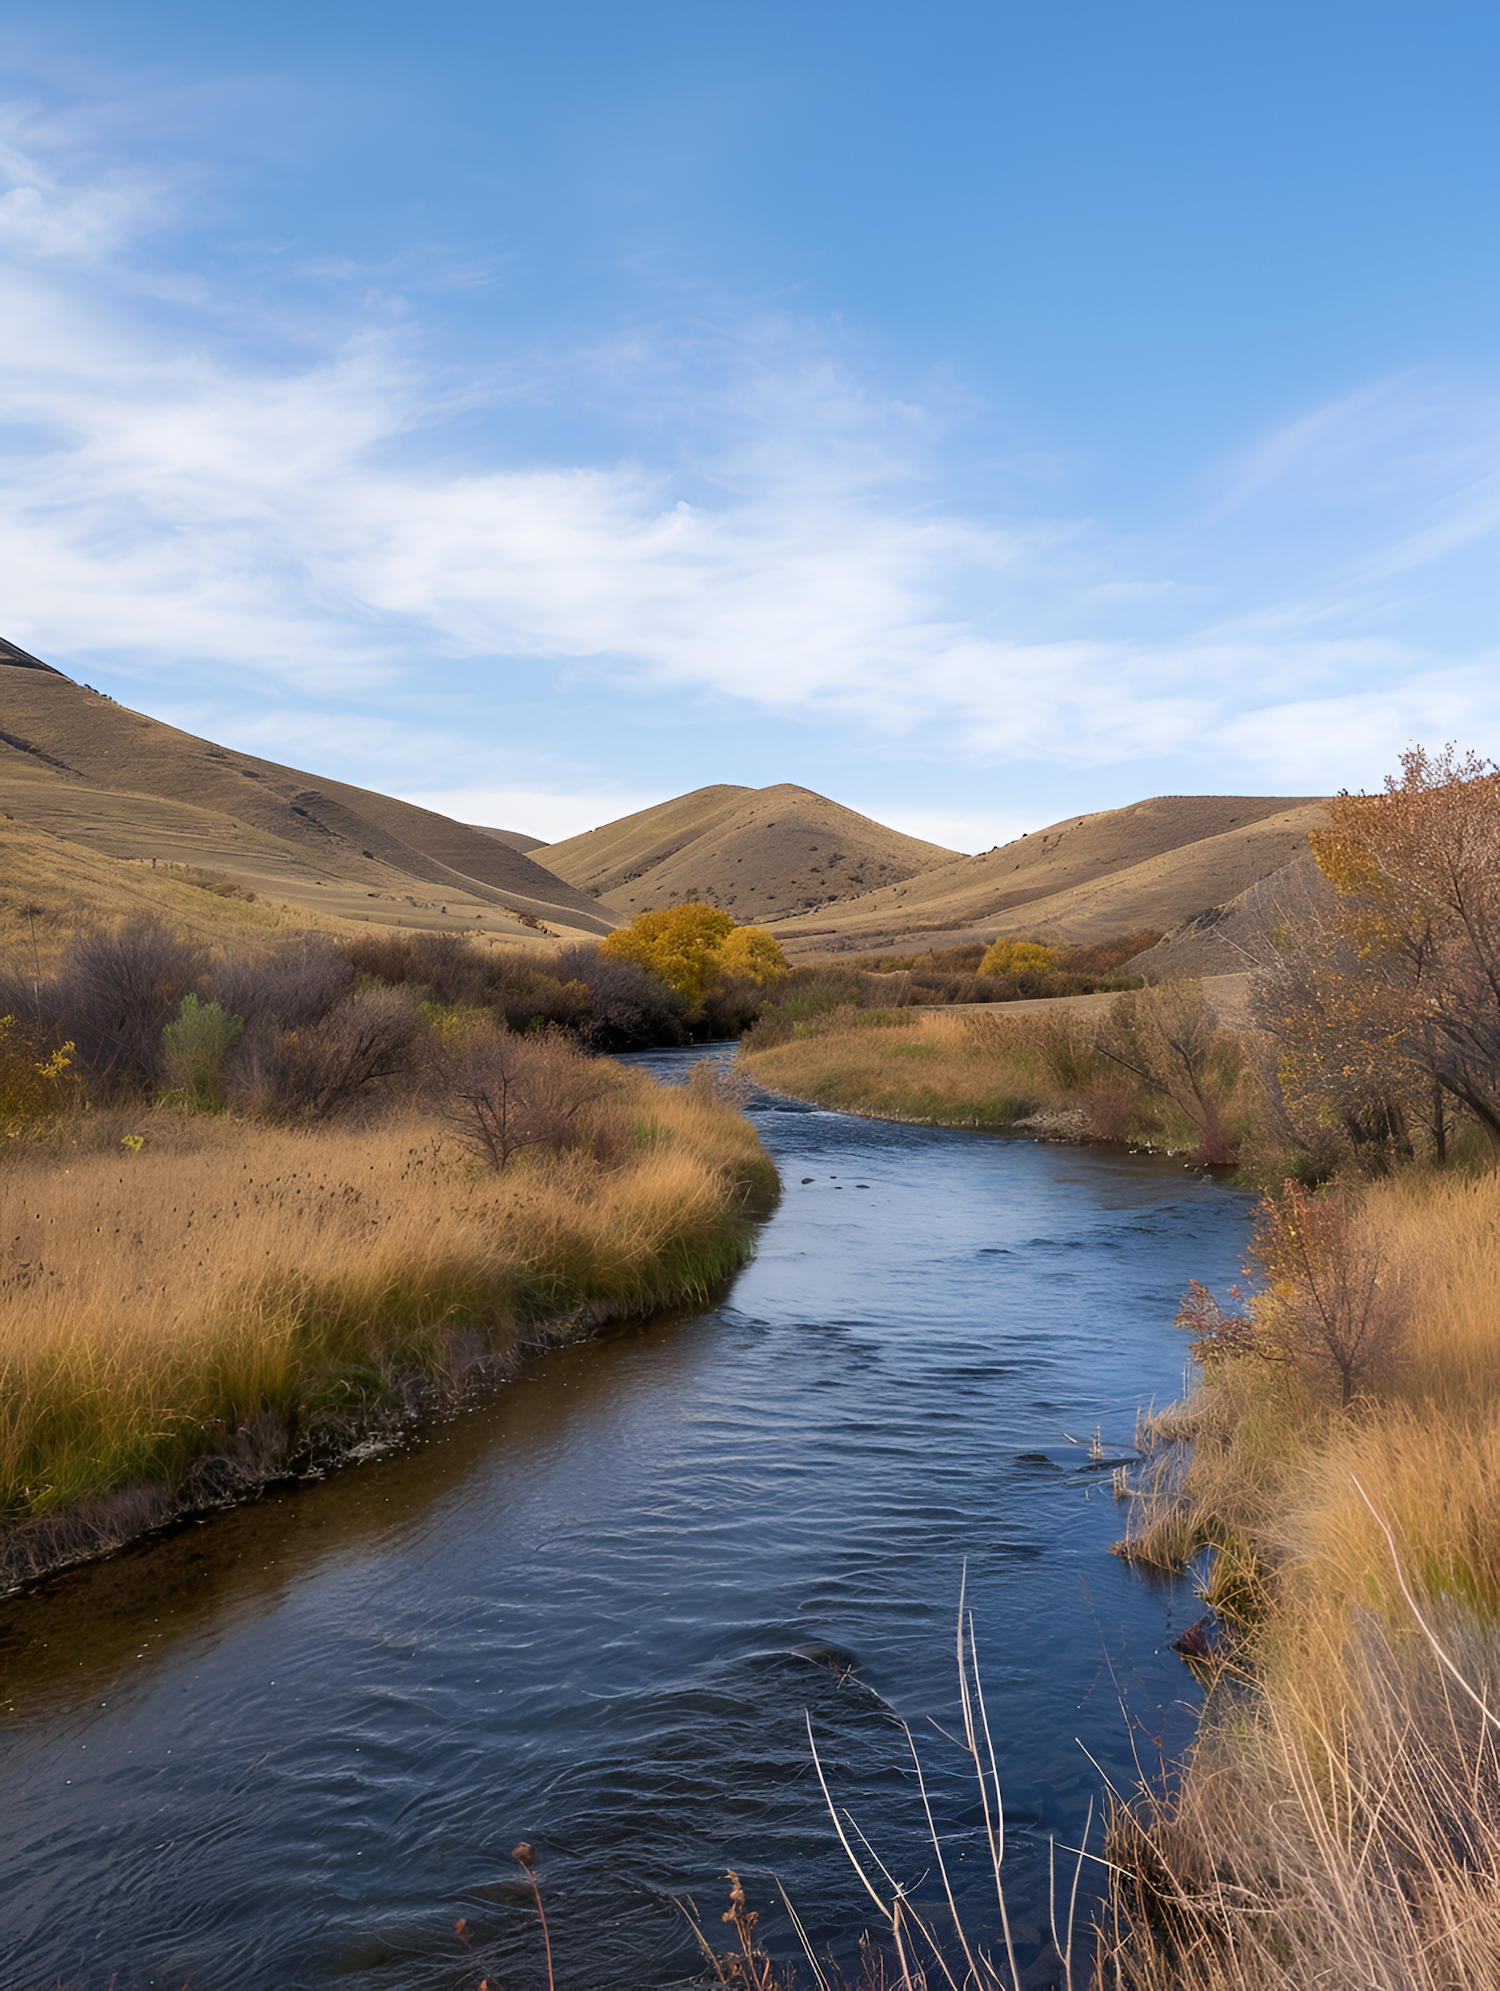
[469,825,550,853]
[542,783,960,923]
[0,638,1328,969]
[770,794,1328,954]
[0,641,614,944]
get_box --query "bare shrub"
[41,918,206,1092]
[441,1029,608,1169]
[1100,980,1240,1162]
[1175,1185,1407,1409]
[1085,1080,1135,1142]
[550,944,687,1049]
[494,972,594,1037]
[338,929,487,1004]
[234,985,420,1118]
[211,934,353,1031]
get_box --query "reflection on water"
[0,1048,1249,1989]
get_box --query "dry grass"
[740,1003,1260,1155]
[0,815,334,974]
[1106,1169,1500,1987]
[0,1067,775,1525]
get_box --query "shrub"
[211,934,354,1032]
[45,919,206,1092]
[978,937,1060,976]
[551,945,689,1050]
[601,904,789,1003]
[337,930,488,1006]
[0,1015,77,1124]
[159,994,243,1113]
[494,972,595,1037]
[1099,980,1242,1163]
[691,974,773,1041]
[441,1028,610,1170]
[232,985,420,1118]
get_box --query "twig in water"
[512,1840,555,1991]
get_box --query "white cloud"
[6,122,1500,800]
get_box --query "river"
[0,1047,1250,1989]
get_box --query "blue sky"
[4,3,1498,850]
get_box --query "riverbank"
[1105,1166,1500,1987]
[0,1065,776,1593]
[738,988,1262,1159]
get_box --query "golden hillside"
[0,642,614,944]
[543,782,959,922]
[772,794,1327,953]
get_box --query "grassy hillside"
[0,643,612,939]
[775,795,1326,954]
[0,813,362,973]
[542,781,959,922]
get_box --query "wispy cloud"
[5,117,1500,801]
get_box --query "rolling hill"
[768,793,1328,954]
[541,783,960,923]
[1,636,1328,971]
[0,639,614,945]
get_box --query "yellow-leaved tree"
[600,904,789,1002]
[978,938,1059,976]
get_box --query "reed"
[0,1068,775,1528]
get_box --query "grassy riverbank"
[739,992,1262,1158]
[1103,1167,1500,1987]
[0,1066,774,1585]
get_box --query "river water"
[0,1049,1250,1990]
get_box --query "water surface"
[0,1049,1248,1988]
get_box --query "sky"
[4,3,1498,853]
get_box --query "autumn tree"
[978,937,1059,976]
[1295,746,1500,1146]
[1176,1184,1407,1407]
[600,904,788,1002]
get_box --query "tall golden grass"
[740,1003,1260,1156]
[1107,1169,1500,1987]
[0,1067,774,1533]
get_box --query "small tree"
[601,904,787,1003]
[978,937,1059,976]
[1176,1184,1407,1407]
[718,924,790,986]
[1308,745,1500,1142]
